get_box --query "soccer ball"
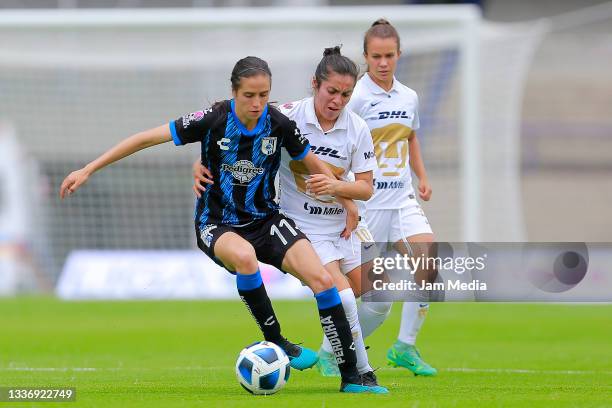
[235,341,291,395]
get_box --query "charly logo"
[217,137,230,151]
[261,136,277,155]
[221,160,264,184]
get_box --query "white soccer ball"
[235,341,291,395]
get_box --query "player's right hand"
[59,168,90,199]
[193,162,214,198]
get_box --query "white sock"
[357,293,392,339]
[321,288,372,374]
[398,302,429,345]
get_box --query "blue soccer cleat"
[340,383,374,393]
[276,339,319,371]
[339,371,389,394]
[340,378,389,394]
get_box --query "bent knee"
[309,270,334,293]
[228,245,258,272]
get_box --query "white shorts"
[310,226,379,275]
[367,200,433,243]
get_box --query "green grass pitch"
[1,298,611,407]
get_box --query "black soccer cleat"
[360,371,389,393]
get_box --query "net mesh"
[0,9,540,286]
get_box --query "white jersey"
[348,73,420,209]
[278,97,377,237]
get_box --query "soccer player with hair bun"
[60,56,375,393]
[278,46,387,392]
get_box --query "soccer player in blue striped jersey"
[193,49,389,393]
[60,56,379,393]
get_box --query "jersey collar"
[230,99,269,137]
[363,72,400,95]
[304,96,348,133]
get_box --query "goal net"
[0,6,541,286]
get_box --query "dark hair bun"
[323,45,342,57]
[372,18,390,27]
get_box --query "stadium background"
[0,1,610,406]
[2,0,612,292]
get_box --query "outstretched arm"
[59,124,172,199]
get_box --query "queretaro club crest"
[261,137,277,155]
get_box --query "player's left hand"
[59,168,91,199]
[418,178,432,201]
[340,199,358,240]
[305,174,340,196]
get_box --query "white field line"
[439,367,612,375]
[0,366,229,372]
[2,366,611,375]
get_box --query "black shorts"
[195,211,309,274]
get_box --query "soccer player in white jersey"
[193,47,388,393]
[345,19,438,376]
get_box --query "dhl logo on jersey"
[309,145,348,160]
[377,111,413,120]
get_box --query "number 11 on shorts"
[270,219,298,246]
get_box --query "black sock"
[315,287,359,383]
[236,271,283,344]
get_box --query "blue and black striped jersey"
[170,100,310,227]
